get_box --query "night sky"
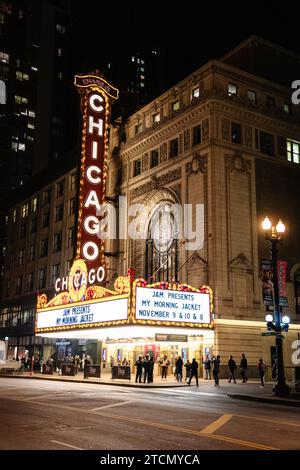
[70,1,300,92]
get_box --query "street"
[0,377,299,450]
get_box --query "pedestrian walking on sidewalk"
[240,353,248,383]
[188,358,199,386]
[228,355,237,383]
[203,354,212,380]
[135,356,143,383]
[257,358,266,387]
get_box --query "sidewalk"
[1,370,300,406]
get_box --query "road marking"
[50,440,84,450]
[24,392,70,401]
[234,413,300,429]
[91,400,133,412]
[201,414,233,434]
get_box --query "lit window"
[140,67,144,72]
[141,60,144,64]
[135,123,142,135]
[284,103,291,114]
[171,100,180,112]
[19,10,23,19]
[51,264,60,285]
[16,71,29,81]
[28,110,35,118]
[133,159,141,177]
[228,82,237,96]
[192,87,200,99]
[18,143,26,151]
[26,136,34,141]
[58,48,62,56]
[58,71,62,80]
[27,122,35,129]
[11,142,18,152]
[0,51,9,64]
[31,66,38,72]
[15,95,28,104]
[0,79,6,104]
[152,50,157,55]
[137,58,140,64]
[140,83,144,87]
[20,109,28,116]
[131,56,135,62]
[152,113,160,123]
[21,203,29,218]
[0,13,4,24]
[287,140,300,164]
[56,24,66,34]
[32,196,38,213]
[70,173,76,191]
[140,75,145,80]
[13,209,17,223]
[248,89,256,103]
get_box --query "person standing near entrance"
[203,354,212,380]
[212,355,221,386]
[135,356,143,383]
[228,355,237,383]
[188,358,199,386]
[184,359,191,382]
[143,354,151,383]
[149,356,154,383]
[161,355,169,379]
[175,355,183,382]
[240,353,248,383]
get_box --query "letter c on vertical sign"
[86,165,101,184]
[89,94,104,112]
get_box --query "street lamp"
[262,216,291,397]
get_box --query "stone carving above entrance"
[131,168,181,199]
[186,154,207,175]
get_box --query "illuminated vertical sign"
[74,74,119,271]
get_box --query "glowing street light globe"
[282,316,290,324]
[265,314,273,322]
[262,216,272,231]
[276,219,285,234]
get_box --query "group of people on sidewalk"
[203,353,267,387]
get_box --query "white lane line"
[91,400,133,412]
[50,440,84,450]
[201,413,233,434]
[24,392,69,401]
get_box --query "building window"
[13,208,17,223]
[228,83,237,96]
[42,212,50,228]
[266,96,275,108]
[169,138,179,158]
[135,123,142,135]
[27,273,34,292]
[152,113,160,124]
[21,203,29,218]
[53,233,62,252]
[287,140,300,164]
[28,110,35,118]
[56,24,66,34]
[14,95,28,104]
[0,13,4,24]
[38,269,46,289]
[192,125,201,146]
[283,103,291,114]
[248,89,256,103]
[29,244,35,262]
[20,222,26,239]
[133,159,141,177]
[16,71,29,81]
[146,204,178,283]
[259,131,274,156]
[150,149,159,168]
[55,205,64,222]
[51,264,60,286]
[31,196,38,213]
[70,173,76,191]
[16,276,22,294]
[68,198,75,216]
[67,227,75,247]
[30,218,37,234]
[40,239,48,257]
[192,87,200,99]
[171,100,180,112]
[56,180,64,197]
[43,188,51,205]
[231,122,242,144]
[17,249,24,266]
[0,79,6,104]
[0,51,9,64]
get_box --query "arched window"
[0,79,6,104]
[295,270,300,315]
[146,203,179,283]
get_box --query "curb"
[227,393,300,408]
[0,374,188,389]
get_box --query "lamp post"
[262,216,291,397]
